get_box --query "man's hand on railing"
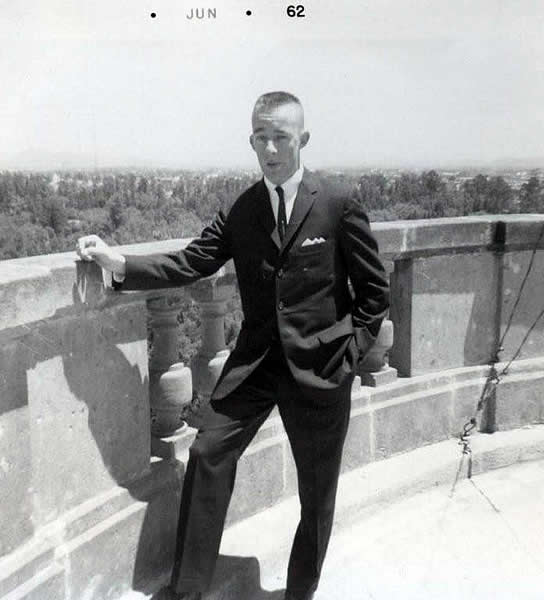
[76,235,126,278]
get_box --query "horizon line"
[1,159,543,174]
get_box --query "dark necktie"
[276,185,287,242]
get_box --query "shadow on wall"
[464,249,544,366]
[462,252,499,366]
[0,275,169,593]
[0,265,284,597]
[61,280,177,595]
[61,301,283,596]
[389,252,499,376]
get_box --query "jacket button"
[277,269,284,279]
[278,301,285,311]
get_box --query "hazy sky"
[1,0,544,169]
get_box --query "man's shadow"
[11,261,284,599]
[149,556,285,599]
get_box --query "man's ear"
[300,130,310,149]
[249,134,256,151]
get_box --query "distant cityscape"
[37,164,544,199]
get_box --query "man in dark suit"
[77,91,390,600]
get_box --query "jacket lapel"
[280,171,319,254]
[254,179,281,250]
[254,171,319,253]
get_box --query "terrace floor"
[125,432,544,600]
[314,458,544,600]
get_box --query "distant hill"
[489,157,544,170]
[2,148,543,173]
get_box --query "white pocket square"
[301,237,326,247]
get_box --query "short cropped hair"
[253,91,303,112]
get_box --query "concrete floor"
[314,459,544,600]
[125,437,544,600]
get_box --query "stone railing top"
[0,238,235,337]
[373,214,544,258]
[1,215,544,334]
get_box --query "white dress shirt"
[263,164,304,225]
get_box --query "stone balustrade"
[1,215,544,600]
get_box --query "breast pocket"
[292,240,334,278]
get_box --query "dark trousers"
[170,344,351,600]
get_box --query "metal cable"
[452,220,544,492]
[498,222,544,349]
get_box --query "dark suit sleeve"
[339,196,390,358]
[113,210,231,291]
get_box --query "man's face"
[250,103,310,185]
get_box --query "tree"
[103,175,116,200]
[422,170,444,195]
[35,195,68,234]
[0,220,55,259]
[127,173,137,201]
[519,177,543,213]
[463,174,489,213]
[137,177,148,194]
[108,192,126,229]
[80,208,112,239]
[392,202,427,220]
[0,177,17,213]
[484,177,514,214]
[356,174,388,210]
[390,173,424,205]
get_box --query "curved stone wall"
[1,215,543,600]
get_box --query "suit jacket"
[116,170,390,404]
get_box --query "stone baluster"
[147,293,192,437]
[359,319,397,386]
[189,276,236,407]
[359,259,398,387]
